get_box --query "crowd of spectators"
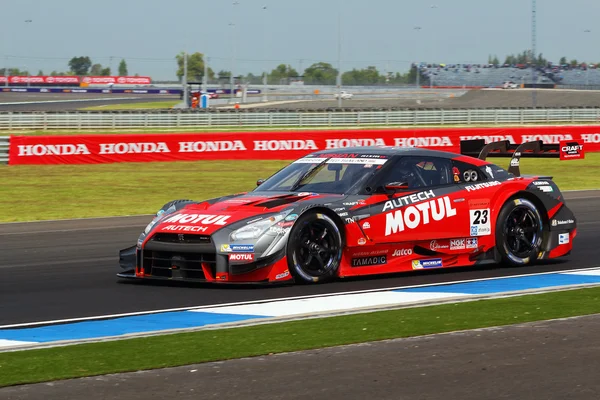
[413,62,600,87]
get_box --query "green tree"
[217,70,231,80]
[268,64,299,84]
[175,52,215,81]
[342,66,381,85]
[101,67,111,76]
[68,56,92,75]
[570,59,579,67]
[118,59,128,76]
[303,62,338,85]
[90,63,104,75]
[559,56,568,65]
[37,70,44,76]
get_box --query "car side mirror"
[256,179,265,187]
[384,182,409,193]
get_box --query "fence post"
[467,109,472,125]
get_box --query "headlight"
[230,213,288,241]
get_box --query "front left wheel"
[287,212,343,284]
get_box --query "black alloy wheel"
[287,212,343,283]
[496,198,544,266]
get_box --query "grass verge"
[78,101,180,111]
[1,155,598,223]
[1,287,600,387]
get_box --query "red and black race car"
[118,140,578,284]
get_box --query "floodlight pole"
[336,1,342,108]
[262,5,268,102]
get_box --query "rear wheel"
[287,212,343,284]
[496,198,543,266]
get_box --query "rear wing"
[460,139,568,177]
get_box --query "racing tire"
[495,197,543,267]
[286,212,343,284]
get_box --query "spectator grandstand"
[418,64,549,88]
[416,63,600,88]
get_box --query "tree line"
[176,52,419,86]
[1,57,130,77]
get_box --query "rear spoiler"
[460,139,560,177]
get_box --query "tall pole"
[183,52,188,107]
[262,5,268,102]
[230,1,239,104]
[203,56,209,94]
[531,0,537,108]
[4,56,8,88]
[336,1,342,108]
[414,26,422,90]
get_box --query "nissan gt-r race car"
[118,139,579,284]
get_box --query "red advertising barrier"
[1,76,152,85]
[8,126,600,165]
[7,76,81,84]
[81,76,152,85]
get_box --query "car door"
[360,156,470,245]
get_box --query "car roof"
[315,146,463,159]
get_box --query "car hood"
[153,192,344,235]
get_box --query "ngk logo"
[229,253,254,262]
[385,197,457,236]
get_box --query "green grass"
[78,101,180,111]
[0,155,598,223]
[1,287,600,387]
[0,160,289,222]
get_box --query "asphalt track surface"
[3,314,599,399]
[0,92,180,112]
[2,88,600,112]
[1,191,598,326]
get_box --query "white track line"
[1,266,598,330]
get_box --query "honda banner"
[9,126,600,165]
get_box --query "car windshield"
[255,155,389,194]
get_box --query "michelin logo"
[221,244,255,253]
[412,259,443,269]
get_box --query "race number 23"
[470,209,491,236]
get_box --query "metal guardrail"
[0,136,9,164]
[1,108,600,131]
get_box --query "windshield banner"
[8,126,600,165]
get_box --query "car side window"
[379,156,453,189]
[451,160,486,184]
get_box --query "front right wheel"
[287,212,343,284]
[496,197,544,266]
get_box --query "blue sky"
[2,0,600,80]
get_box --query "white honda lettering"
[459,135,516,143]
[522,134,573,143]
[325,138,386,149]
[253,140,317,151]
[178,141,246,153]
[99,142,170,154]
[18,144,90,157]
[582,133,600,143]
[393,137,453,148]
